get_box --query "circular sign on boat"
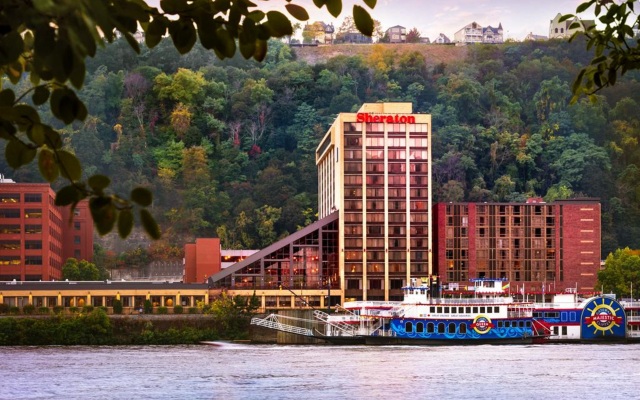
[584,298,623,335]
[471,315,493,334]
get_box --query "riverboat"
[533,292,639,342]
[251,278,546,345]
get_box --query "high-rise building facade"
[0,179,93,281]
[433,199,601,294]
[316,103,432,301]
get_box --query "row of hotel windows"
[346,188,426,198]
[0,209,43,218]
[345,137,428,147]
[448,204,556,216]
[346,264,427,274]
[345,251,427,261]
[0,222,81,235]
[344,200,428,211]
[343,213,428,223]
[447,249,556,260]
[447,216,556,227]
[0,255,43,265]
[404,319,531,335]
[343,175,429,185]
[345,238,426,247]
[0,240,42,250]
[343,149,429,160]
[344,162,427,173]
[344,225,427,236]
[343,122,429,133]
[0,193,42,203]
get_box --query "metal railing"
[250,314,314,337]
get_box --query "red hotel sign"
[356,113,416,124]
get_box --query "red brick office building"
[433,198,601,294]
[0,179,93,281]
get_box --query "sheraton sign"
[356,112,416,124]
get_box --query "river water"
[1,343,639,400]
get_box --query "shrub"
[9,306,19,315]
[22,304,35,315]
[157,306,168,315]
[38,307,50,315]
[112,299,123,314]
[53,305,64,314]
[188,307,198,314]
[69,307,79,314]
[173,305,183,314]
[82,305,94,313]
[0,303,9,314]
[144,299,153,314]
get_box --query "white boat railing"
[627,315,640,322]
[314,310,358,336]
[250,314,315,337]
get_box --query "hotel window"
[24,193,42,202]
[25,224,42,234]
[74,250,81,258]
[24,209,42,218]
[0,224,20,234]
[25,240,42,250]
[0,209,20,218]
[0,256,21,265]
[0,193,19,203]
[347,279,361,289]
[0,240,20,250]
[74,221,81,230]
[369,279,383,290]
[25,255,43,265]
[74,235,81,245]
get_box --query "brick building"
[433,198,601,294]
[0,179,93,281]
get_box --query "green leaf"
[325,0,342,17]
[0,89,15,106]
[7,140,37,169]
[265,11,293,37]
[362,0,376,8]
[576,2,592,13]
[285,4,310,21]
[44,126,63,149]
[90,196,117,236]
[50,88,87,124]
[169,19,197,54]
[88,174,111,191]
[27,123,46,146]
[140,209,161,239]
[55,185,83,206]
[32,85,50,106]
[117,209,134,238]
[0,31,24,65]
[38,148,59,182]
[57,150,82,182]
[353,5,374,36]
[131,187,153,207]
[254,39,267,62]
[213,27,236,58]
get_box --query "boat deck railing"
[250,314,315,337]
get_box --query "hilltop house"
[385,25,406,43]
[433,33,451,44]
[549,13,594,39]
[454,22,503,44]
[302,21,335,44]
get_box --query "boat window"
[459,323,467,334]
[444,307,450,313]
[494,306,499,313]
[533,312,542,318]
[498,321,503,328]
[437,307,442,313]
[458,307,464,313]
[448,323,456,334]
[465,307,471,313]
[553,326,559,335]
[427,323,434,333]
[430,306,435,313]
[480,306,486,313]
[438,323,445,334]
[505,321,511,328]
[526,321,531,327]
[405,321,413,333]
[416,322,424,333]
[519,321,524,328]
[473,307,478,313]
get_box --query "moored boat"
[252,278,546,345]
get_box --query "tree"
[566,1,640,100]
[598,248,640,297]
[0,0,375,239]
[62,258,109,281]
[406,27,421,43]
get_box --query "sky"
[146,0,594,41]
